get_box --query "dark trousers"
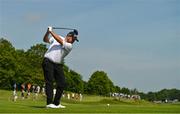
[42,58,65,105]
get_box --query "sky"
[0,0,180,92]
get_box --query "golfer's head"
[66,31,79,44]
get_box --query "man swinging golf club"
[42,26,79,108]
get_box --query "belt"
[44,58,63,65]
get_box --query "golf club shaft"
[52,27,75,30]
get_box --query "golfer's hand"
[48,26,53,32]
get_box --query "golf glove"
[48,26,53,32]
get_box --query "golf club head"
[73,29,78,35]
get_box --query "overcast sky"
[0,0,180,92]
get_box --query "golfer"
[42,26,78,108]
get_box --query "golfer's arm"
[43,31,50,43]
[49,31,63,45]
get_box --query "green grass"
[0,89,180,113]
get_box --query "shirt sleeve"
[62,40,73,52]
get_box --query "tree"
[131,88,138,95]
[114,86,121,93]
[139,89,180,101]
[83,81,88,94]
[26,43,47,68]
[120,87,130,94]
[0,40,48,89]
[23,44,47,86]
[2,38,180,101]
[0,38,85,92]
[87,71,114,96]
[0,38,18,89]
[146,92,156,101]
[167,89,180,100]
[64,67,84,93]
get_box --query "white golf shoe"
[56,104,66,108]
[46,104,58,108]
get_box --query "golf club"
[52,27,78,35]
[52,27,75,30]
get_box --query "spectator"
[80,93,83,101]
[27,83,32,96]
[21,83,25,99]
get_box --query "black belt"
[44,58,63,65]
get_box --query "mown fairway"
[0,90,180,113]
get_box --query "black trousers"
[42,58,65,105]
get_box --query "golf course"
[1,0,180,113]
[0,90,180,113]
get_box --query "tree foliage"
[139,89,180,101]
[0,38,84,93]
[0,38,17,89]
[64,67,84,93]
[1,38,180,100]
[87,71,114,96]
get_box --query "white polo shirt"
[44,36,72,64]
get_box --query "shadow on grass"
[29,105,45,109]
